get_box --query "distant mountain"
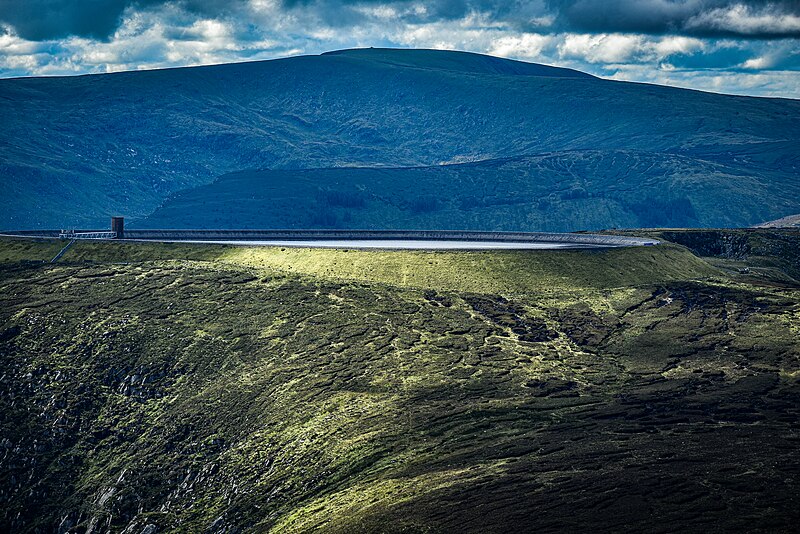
[143,150,800,231]
[1,47,799,230]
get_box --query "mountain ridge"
[320,47,596,78]
[2,47,799,230]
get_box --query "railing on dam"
[59,230,117,240]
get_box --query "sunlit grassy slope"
[0,237,718,293]
[1,234,798,532]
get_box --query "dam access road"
[0,229,659,250]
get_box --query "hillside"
[0,233,798,532]
[2,48,799,229]
[755,213,800,228]
[142,150,800,231]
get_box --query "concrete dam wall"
[0,228,659,248]
[122,229,658,247]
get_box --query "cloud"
[685,3,800,36]
[3,1,800,42]
[0,3,297,76]
[559,34,644,63]
[605,61,800,97]
[555,0,800,38]
[489,34,555,58]
[0,0,250,41]
[737,41,800,70]
[557,33,706,64]
[0,0,140,41]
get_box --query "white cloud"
[355,5,399,20]
[397,19,500,51]
[654,36,705,56]
[0,26,48,56]
[686,4,800,35]
[558,34,708,64]
[559,34,643,63]
[489,34,553,59]
[742,56,771,69]
[0,4,302,76]
[606,62,800,97]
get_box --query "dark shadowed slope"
[142,150,800,231]
[1,47,799,229]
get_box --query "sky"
[0,0,798,98]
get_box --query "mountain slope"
[755,214,800,228]
[1,235,798,531]
[142,149,800,231]
[321,48,596,77]
[1,47,799,229]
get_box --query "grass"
[0,237,719,294]
[221,243,720,294]
[0,237,64,262]
[0,234,798,532]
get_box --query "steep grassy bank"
[610,228,800,285]
[0,237,718,294]
[0,236,798,532]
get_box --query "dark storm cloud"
[0,0,238,41]
[0,0,130,40]
[1,0,799,41]
[554,0,800,38]
[278,0,800,37]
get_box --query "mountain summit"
[1,48,798,230]
[321,48,595,78]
